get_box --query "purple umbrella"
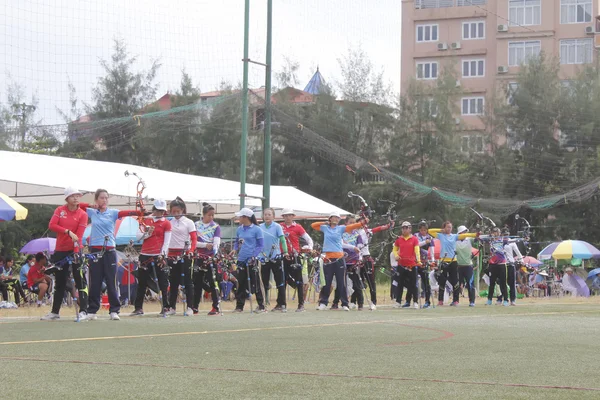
[19,238,56,255]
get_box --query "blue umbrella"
[586,268,600,280]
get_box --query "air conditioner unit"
[498,65,509,74]
[498,24,509,32]
[455,117,461,125]
[585,26,595,35]
[437,42,448,51]
[451,41,462,50]
[455,80,461,88]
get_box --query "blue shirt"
[343,230,360,264]
[436,233,459,260]
[320,225,347,253]
[20,263,30,285]
[86,208,120,247]
[259,222,284,260]
[234,224,264,262]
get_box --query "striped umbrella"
[537,240,600,260]
[0,192,28,221]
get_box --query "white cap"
[235,207,254,218]
[153,199,167,211]
[401,221,412,227]
[281,208,295,216]
[64,187,82,200]
[457,225,468,234]
[329,211,341,219]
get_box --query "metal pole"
[262,0,273,210]
[240,0,250,208]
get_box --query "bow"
[515,214,532,256]
[125,170,150,239]
[470,207,496,235]
[348,191,373,219]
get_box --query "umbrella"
[537,240,600,260]
[20,238,56,254]
[522,256,543,267]
[0,192,28,221]
[587,268,600,280]
[83,216,144,246]
[429,238,478,260]
[562,273,590,297]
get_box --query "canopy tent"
[0,151,349,219]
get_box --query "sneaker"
[510,301,517,306]
[502,301,509,307]
[392,302,402,309]
[109,312,120,321]
[40,312,60,321]
[496,300,503,306]
[370,304,376,311]
[357,306,363,311]
[233,308,244,313]
[192,308,199,315]
[450,301,459,307]
[87,313,98,321]
[271,305,284,312]
[413,303,419,309]
[401,302,411,308]
[423,302,431,309]
[185,308,194,316]
[296,305,305,312]
[158,308,169,317]
[349,303,357,310]
[342,306,350,311]
[330,304,339,310]
[486,299,492,306]
[130,309,144,316]
[469,302,475,307]
[316,303,327,311]
[254,307,267,313]
[437,301,444,306]
[76,312,88,321]
[166,308,176,316]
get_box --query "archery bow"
[125,170,150,240]
[348,191,373,219]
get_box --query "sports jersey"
[280,222,312,253]
[234,224,264,262]
[196,220,221,256]
[140,217,172,256]
[259,222,286,260]
[393,235,420,268]
[48,205,88,252]
[168,216,197,255]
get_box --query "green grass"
[1,301,599,399]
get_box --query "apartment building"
[401,0,600,152]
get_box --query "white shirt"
[356,228,371,256]
[503,242,523,264]
[168,216,195,249]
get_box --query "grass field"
[1,298,599,399]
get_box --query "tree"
[0,79,41,150]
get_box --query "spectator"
[27,253,52,307]
[20,255,35,286]
[0,256,27,305]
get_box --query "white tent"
[0,151,349,219]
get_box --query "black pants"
[458,265,475,304]
[261,259,285,307]
[284,257,304,307]
[0,279,26,304]
[405,267,418,303]
[319,258,348,307]
[192,259,220,309]
[235,261,265,310]
[348,270,364,307]
[361,258,377,305]
[168,257,195,310]
[394,267,412,303]
[418,267,431,304]
[88,249,120,314]
[438,261,458,302]
[51,251,88,315]
[488,263,508,302]
[506,263,517,302]
[134,255,169,311]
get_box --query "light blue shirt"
[234,224,264,262]
[320,225,347,253]
[436,233,458,260]
[86,208,120,247]
[259,222,284,260]
[20,263,30,285]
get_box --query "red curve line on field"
[1,356,598,392]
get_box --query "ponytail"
[169,196,187,214]
[202,202,215,215]
[249,214,258,225]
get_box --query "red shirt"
[141,218,172,255]
[48,205,88,252]
[394,235,420,267]
[281,222,307,253]
[27,264,46,288]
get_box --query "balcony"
[415,0,486,9]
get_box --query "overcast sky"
[1,0,401,125]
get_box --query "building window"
[508,41,541,66]
[457,0,487,5]
[462,21,485,40]
[416,24,439,42]
[561,0,592,24]
[560,39,593,64]
[416,62,438,80]
[509,0,541,26]
[462,59,485,77]
[418,98,438,118]
[507,82,519,105]
[415,0,454,9]
[461,135,484,153]
[462,97,484,115]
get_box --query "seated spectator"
[27,253,52,307]
[0,256,27,305]
[20,255,35,286]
